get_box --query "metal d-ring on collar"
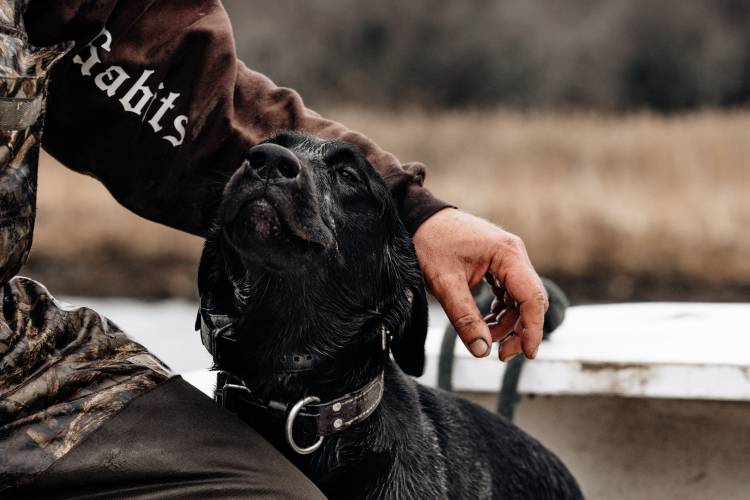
[286,371,385,454]
[286,396,324,454]
[218,371,386,456]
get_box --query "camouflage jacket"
[0,278,172,490]
[0,1,172,491]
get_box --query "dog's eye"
[337,167,361,184]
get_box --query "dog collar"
[198,307,235,362]
[199,306,326,371]
[198,305,394,371]
[216,370,385,455]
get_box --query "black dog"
[196,132,583,499]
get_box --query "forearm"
[24,0,449,236]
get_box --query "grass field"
[24,109,750,302]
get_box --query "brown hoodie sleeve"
[23,0,450,237]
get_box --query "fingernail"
[531,347,539,359]
[501,352,520,362]
[469,339,489,358]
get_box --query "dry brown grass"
[330,108,750,283]
[35,161,203,259]
[32,157,203,297]
[26,109,750,299]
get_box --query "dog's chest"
[303,391,451,500]
[312,447,449,500]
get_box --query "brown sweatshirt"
[23,0,450,237]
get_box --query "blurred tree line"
[224,0,750,112]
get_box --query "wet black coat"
[198,132,584,499]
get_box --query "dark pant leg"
[7,377,325,500]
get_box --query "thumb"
[432,274,491,358]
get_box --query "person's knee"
[12,377,325,499]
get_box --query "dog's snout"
[246,143,301,180]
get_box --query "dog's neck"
[210,269,394,403]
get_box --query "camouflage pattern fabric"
[0,0,68,285]
[0,126,37,287]
[0,0,175,492]
[0,277,173,491]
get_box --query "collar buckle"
[380,325,392,351]
[199,308,237,363]
[215,371,250,408]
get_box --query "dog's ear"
[390,283,429,376]
[383,221,430,377]
[195,242,214,330]
[197,244,212,299]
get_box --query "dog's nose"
[246,143,301,180]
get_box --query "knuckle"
[423,270,447,288]
[533,291,549,311]
[498,234,527,260]
[428,273,454,292]
[432,271,454,285]
[505,234,525,251]
[453,313,482,333]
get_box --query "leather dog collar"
[199,298,393,454]
[198,305,237,364]
[216,370,385,455]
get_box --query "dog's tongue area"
[247,199,280,239]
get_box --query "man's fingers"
[499,334,523,361]
[518,297,545,358]
[491,251,548,358]
[415,210,547,363]
[433,274,492,358]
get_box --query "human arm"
[24,0,448,236]
[24,0,544,360]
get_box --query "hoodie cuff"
[384,161,455,236]
[402,185,454,236]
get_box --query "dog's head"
[198,132,428,390]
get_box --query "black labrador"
[196,132,583,499]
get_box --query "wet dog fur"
[197,132,583,499]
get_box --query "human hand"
[412,209,548,361]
